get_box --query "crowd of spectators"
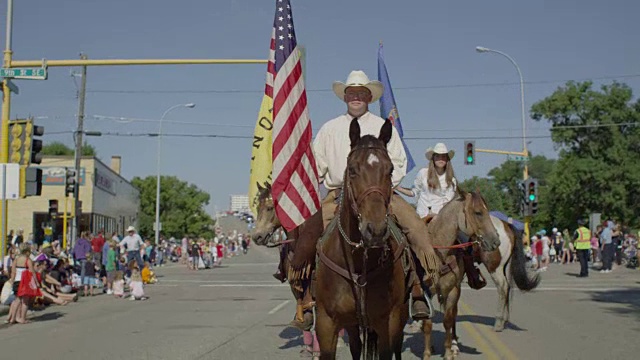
[1,226,158,325]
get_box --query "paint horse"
[478,215,540,331]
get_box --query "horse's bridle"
[338,145,393,249]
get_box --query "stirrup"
[409,292,433,320]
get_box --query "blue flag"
[378,43,416,172]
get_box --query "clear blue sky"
[2,0,639,214]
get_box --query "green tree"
[131,176,215,239]
[42,141,97,156]
[531,81,640,228]
[458,176,510,213]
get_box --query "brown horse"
[420,190,501,360]
[315,118,411,360]
[251,183,322,328]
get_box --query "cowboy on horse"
[312,70,441,320]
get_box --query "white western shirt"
[313,111,407,190]
[119,234,144,252]
[410,167,457,218]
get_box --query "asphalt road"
[1,243,638,359]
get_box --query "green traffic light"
[467,156,473,163]
[529,194,536,201]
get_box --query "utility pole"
[71,53,87,248]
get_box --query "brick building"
[7,155,140,243]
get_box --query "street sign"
[0,163,20,200]
[0,67,48,80]
[509,155,529,162]
[6,79,19,94]
[153,222,162,231]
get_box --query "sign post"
[0,163,20,262]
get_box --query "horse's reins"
[265,239,295,248]
[433,240,479,250]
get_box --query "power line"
[46,130,554,140]
[549,122,639,129]
[86,74,640,95]
[90,114,639,132]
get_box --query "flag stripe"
[273,74,307,159]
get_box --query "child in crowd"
[129,260,147,300]
[141,262,157,284]
[83,253,97,297]
[105,241,117,295]
[112,271,125,298]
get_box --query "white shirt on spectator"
[119,234,144,252]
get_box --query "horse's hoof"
[493,321,505,332]
[451,340,460,355]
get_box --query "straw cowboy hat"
[126,225,136,232]
[332,70,384,103]
[426,143,455,161]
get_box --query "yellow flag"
[248,93,273,216]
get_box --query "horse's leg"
[345,325,362,360]
[450,288,461,357]
[442,285,460,360]
[421,318,433,359]
[389,308,406,360]
[489,268,510,332]
[316,306,339,360]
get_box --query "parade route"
[1,244,638,359]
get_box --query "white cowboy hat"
[426,143,455,161]
[332,70,384,104]
[126,226,136,232]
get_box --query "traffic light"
[8,118,44,166]
[517,181,527,217]
[26,121,45,164]
[21,167,43,197]
[48,199,59,219]
[464,140,475,165]
[525,178,539,216]
[65,168,77,197]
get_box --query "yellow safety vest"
[574,227,591,250]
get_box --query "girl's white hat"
[426,143,455,160]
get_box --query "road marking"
[200,284,289,287]
[162,280,279,283]
[268,300,291,315]
[461,286,635,292]
[459,301,518,360]
[224,262,279,266]
[457,302,500,359]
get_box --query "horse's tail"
[509,224,540,291]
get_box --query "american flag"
[271,0,320,231]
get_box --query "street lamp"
[475,46,528,178]
[154,103,195,245]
